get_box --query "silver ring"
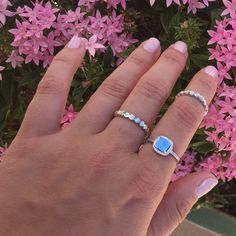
[176,90,208,116]
[114,110,150,135]
[147,136,180,162]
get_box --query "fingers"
[105,41,188,151]
[139,66,218,185]
[147,172,218,236]
[67,38,161,135]
[18,36,86,137]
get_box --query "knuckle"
[174,198,192,223]
[136,79,170,103]
[162,50,185,68]
[53,54,74,68]
[129,53,147,67]
[197,75,217,94]
[99,78,129,100]
[174,100,202,129]
[37,76,67,95]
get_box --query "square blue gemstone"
[154,137,171,153]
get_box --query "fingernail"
[204,66,218,79]
[143,38,160,53]
[172,41,188,54]
[195,178,218,199]
[67,35,81,49]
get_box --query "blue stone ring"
[147,136,180,162]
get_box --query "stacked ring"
[114,110,150,136]
[176,90,209,116]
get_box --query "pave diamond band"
[176,90,208,116]
[114,110,150,135]
[147,136,180,162]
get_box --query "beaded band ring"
[176,90,209,116]
[114,110,150,136]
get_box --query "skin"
[0,39,217,236]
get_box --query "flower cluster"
[8,2,61,68]
[5,1,135,72]
[208,17,236,84]
[199,83,236,182]
[78,0,127,10]
[196,153,236,181]
[198,0,236,181]
[150,0,217,14]
[171,151,196,181]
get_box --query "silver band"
[114,110,150,135]
[176,90,208,116]
[147,137,180,162]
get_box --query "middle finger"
[105,41,188,151]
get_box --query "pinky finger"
[147,172,218,236]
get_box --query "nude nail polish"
[172,41,188,54]
[204,66,218,79]
[143,37,161,53]
[67,35,81,49]
[195,178,218,199]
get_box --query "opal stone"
[154,136,171,154]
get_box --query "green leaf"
[191,53,210,68]
[189,141,216,154]
[103,46,114,67]
[120,45,136,59]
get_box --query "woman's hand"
[0,36,218,236]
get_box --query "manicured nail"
[172,41,188,54]
[67,35,81,49]
[204,66,218,79]
[195,178,218,199]
[143,38,160,53]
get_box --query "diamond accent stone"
[139,121,145,127]
[124,112,129,118]
[129,114,135,120]
[134,117,141,123]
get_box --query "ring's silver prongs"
[114,110,150,135]
[147,136,180,162]
[175,90,208,116]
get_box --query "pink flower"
[150,0,156,6]
[0,0,12,26]
[216,62,232,84]
[222,0,236,17]
[209,45,222,61]
[85,35,105,57]
[166,0,181,7]
[61,104,79,129]
[187,0,205,14]
[6,50,24,68]
[208,27,225,45]
[218,46,236,68]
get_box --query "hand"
[0,36,218,236]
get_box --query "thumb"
[147,172,218,236]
